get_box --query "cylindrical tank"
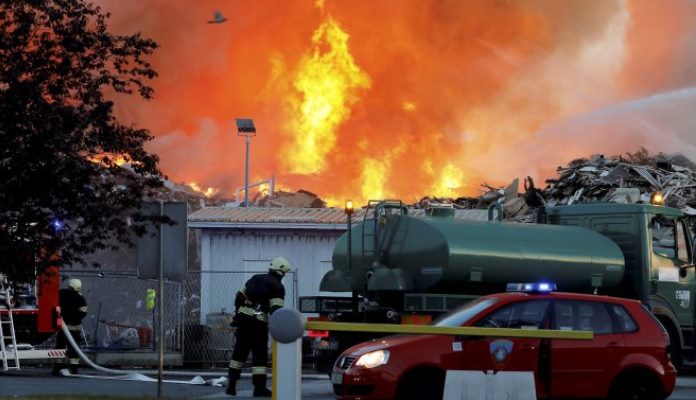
[321,214,625,294]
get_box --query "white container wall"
[199,229,344,323]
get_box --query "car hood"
[344,334,437,356]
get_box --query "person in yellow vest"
[225,257,290,397]
[52,278,87,375]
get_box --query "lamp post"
[235,118,256,207]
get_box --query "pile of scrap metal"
[495,151,696,222]
[543,153,696,213]
[417,150,696,222]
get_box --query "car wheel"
[610,371,664,400]
[395,367,445,400]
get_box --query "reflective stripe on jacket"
[238,305,268,322]
[236,272,286,321]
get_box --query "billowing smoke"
[98,0,696,205]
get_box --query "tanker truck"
[301,200,696,371]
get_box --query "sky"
[98,0,696,206]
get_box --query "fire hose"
[59,322,226,385]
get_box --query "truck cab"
[546,203,696,368]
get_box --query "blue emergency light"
[506,282,557,293]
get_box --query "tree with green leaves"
[0,0,163,282]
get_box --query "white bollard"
[274,340,302,400]
[268,308,306,400]
[443,370,536,400]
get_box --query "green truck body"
[315,201,696,368]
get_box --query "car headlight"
[355,350,390,368]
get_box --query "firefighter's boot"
[252,373,271,397]
[51,363,64,376]
[225,368,238,396]
[252,387,272,397]
[68,358,79,374]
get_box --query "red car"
[331,286,676,400]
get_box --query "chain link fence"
[45,270,297,366]
[182,270,297,366]
[64,271,182,353]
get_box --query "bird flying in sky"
[207,10,227,24]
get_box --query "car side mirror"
[679,264,695,278]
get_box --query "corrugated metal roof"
[189,207,356,224]
[188,206,489,229]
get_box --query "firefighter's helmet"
[269,257,291,275]
[68,278,82,292]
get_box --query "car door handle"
[520,344,536,350]
[607,342,622,349]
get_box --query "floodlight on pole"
[345,200,355,303]
[235,118,256,207]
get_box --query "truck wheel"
[659,318,684,372]
[395,367,445,400]
[609,370,663,400]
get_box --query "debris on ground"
[535,150,696,218]
[415,149,696,222]
[256,189,326,208]
[183,148,695,223]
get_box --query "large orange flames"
[101,0,696,207]
[284,17,370,175]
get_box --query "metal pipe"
[347,212,352,273]
[92,302,101,348]
[487,202,504,221]
[157,200,164,398]
[244,135,250,207]
[236,177,274,203]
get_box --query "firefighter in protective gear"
[52,278,87,375]
[226,257,290,397]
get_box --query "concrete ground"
[0,367,331,399]
[2,367,696,399]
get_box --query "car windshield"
[433,298,499,327]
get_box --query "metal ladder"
[0,301,21,371]
[361,200,408,264]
